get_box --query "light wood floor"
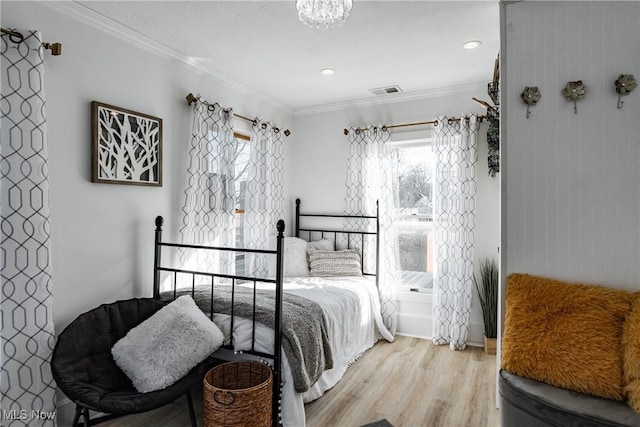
[100,336,500,427]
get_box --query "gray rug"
[361,419,393,427]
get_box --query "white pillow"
[283,237,310,277]
[112,295,223,393]
[308,239,334,252]
[267,236,310,277]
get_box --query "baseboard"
[395,332,484,349]
[396,312,486,348]
[395,332,430,340]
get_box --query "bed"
[152,199,393,427]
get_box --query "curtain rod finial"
[343,129,349,135]
[42,42,62,56]
[185,93,196,105]
[284,129,291,137]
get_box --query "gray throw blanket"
[162,285,333,393]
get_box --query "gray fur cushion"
[309,249,362,277]
[112,295,223,392]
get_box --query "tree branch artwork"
[91,102,163,186]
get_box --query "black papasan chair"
[51,297,217,427]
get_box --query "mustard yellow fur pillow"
[623,293,640,412]
[502,273,635,401]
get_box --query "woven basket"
[203,361,273,427]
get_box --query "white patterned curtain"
[179,98,236,279]
[432,115,479,350]
[1,31,56,426]
[345,126,397,336]
[243,120,285,277]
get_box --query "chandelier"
[296,0,353,28]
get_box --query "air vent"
[369,85,403,96]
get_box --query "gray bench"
[499,370,640,427]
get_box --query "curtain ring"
[9,32,24,44]
[3,28,25,44]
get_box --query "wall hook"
[615,74,636,109]
[520,86,541,119]
[562,80,586,114]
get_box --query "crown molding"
[293,81,489,116]
[43,2,488,118]
[43,1,293,113]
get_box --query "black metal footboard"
[152,216,284,427]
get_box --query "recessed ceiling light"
[463,40,482,49]
[321,68,335,75]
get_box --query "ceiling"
[72,1,500,110]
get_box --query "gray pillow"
[112,295,223,392]
[309,249,362,277]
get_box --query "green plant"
[474,258,498,338]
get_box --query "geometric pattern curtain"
[243,119,284,277]
[345,125,397,337]
[179,97,236,280]
[1,31,57,426]
[243,120,285,278]
[431,114,478,350]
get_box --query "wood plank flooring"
[305,336,499,427]
[100,336,499,427]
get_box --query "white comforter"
[211,276,393,427]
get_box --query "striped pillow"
[309,249,362,277]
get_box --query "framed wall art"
[91,101,163,186]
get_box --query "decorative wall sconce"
[562,80,586,114]
[615,74,636,109]
[520,86,542,118]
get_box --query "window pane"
[234,134,250,275]
[394,145,434,290]
[396,146,434,216]
[234,137,250,211]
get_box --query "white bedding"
[211,275,393,427]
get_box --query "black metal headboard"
[294,198,380,288]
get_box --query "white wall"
[1,0,294,343]
[292,84,501,343]
[502,1,640,291]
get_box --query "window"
[206,130,251,274]
[232,132,251,275]
[393,144,435,291]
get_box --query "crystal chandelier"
[296,0,353,28]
